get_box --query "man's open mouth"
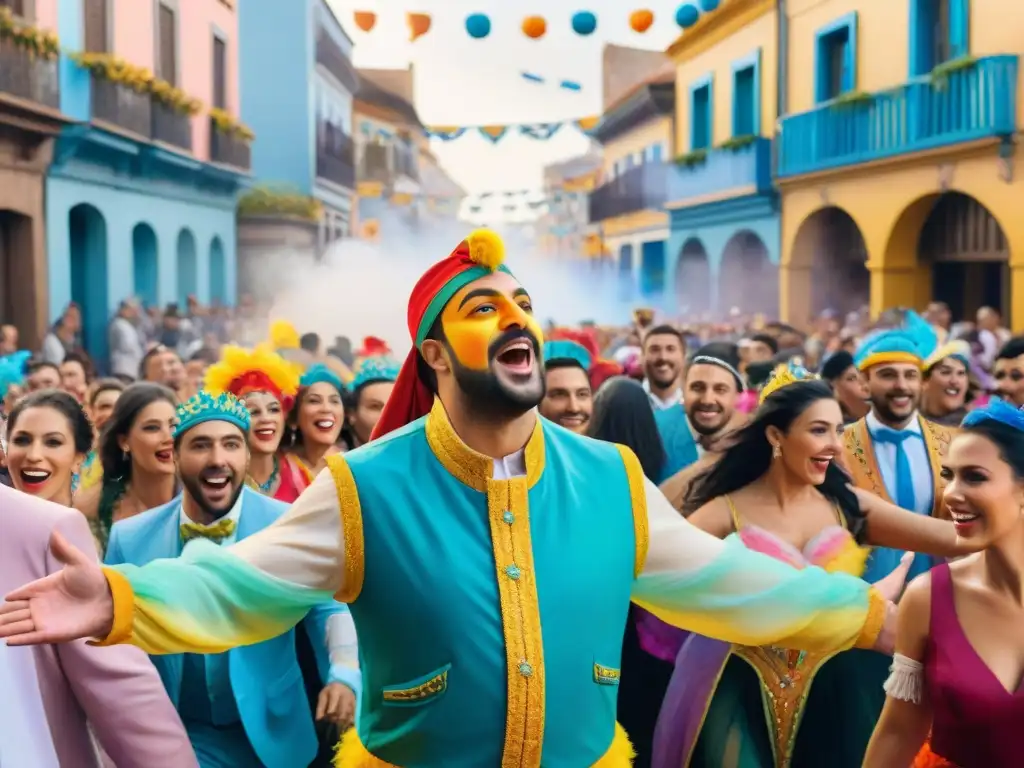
[495,338,535,375]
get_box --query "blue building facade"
[239,0,357,247]
[48,0,247,362]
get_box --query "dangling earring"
[772,443,782,459]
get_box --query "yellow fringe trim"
[333,722,636,767]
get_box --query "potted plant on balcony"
[68,52,154,93]
[209,107,255,142]
[150,80,202,116]
[237,185,321,221]
[0,7,59,60]
[673,148,708,168]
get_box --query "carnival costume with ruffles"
[91,231,889,768]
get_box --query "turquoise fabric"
[105,488,347,768]
[654,406,700,482]
[345,418,637,766]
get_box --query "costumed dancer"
[104,390,359,768]
[653,364,970,768]
[3,230,906,768]
[919,340,973,427]
[539,335,594,434]
[203,344,311,502]
[345,342,400,449]
[865,398,1024,768]
[285,363,346,478]
[842,310,956,584]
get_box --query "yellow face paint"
[440,272,544,371]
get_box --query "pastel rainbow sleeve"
[634,478,886,652]
[95,470,347,655]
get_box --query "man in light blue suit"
[105,390,359,768]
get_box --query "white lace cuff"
[883,653,924,703]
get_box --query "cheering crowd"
[1,229,1022,767]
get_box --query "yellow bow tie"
[180,518,237,543]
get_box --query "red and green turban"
[371,229,511,440]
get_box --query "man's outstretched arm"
[632,477,895,654]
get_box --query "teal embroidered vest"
[332,400,647,767]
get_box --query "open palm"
[871,550,915,603]
[0,531,114,645]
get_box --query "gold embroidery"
[843,420,889,501]
[382,668,449,703]
[855,588,888,650]
[488,476,545,768]
[732,645,839,767]
[326,455,365,603]
[425,398,545,492]
[615,445,648,578]
[92,567,137,646]
[920,417,954,519]
[593,663,621,685]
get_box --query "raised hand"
[872,551,914,603]
[0,530,115,645]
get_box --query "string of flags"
[350,3,723,41]
[521,72,583,91]
[423,116,600,144]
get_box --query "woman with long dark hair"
[284,364,346,481]
[653,365,975,768]
[586,376,669,768]
[75,383,178,554]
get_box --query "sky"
[328,0,684,197]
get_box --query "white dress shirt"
[865,410,934,514]
[0,642,60,767]
[178,493,244,548]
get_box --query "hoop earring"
[772,443,782,459]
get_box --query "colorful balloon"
[353,11,376,32]
[629,9,654,32]
[407,12,431,41]
[699,0,720,10]
[466,13,491,38]
[675,3,699,27]
[571,11,597,35]
[522,15,546,38]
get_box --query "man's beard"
[447,329,545,421]
[872,391,918,424]
[180,470,244,520]
[686,405,729,437]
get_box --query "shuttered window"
[83,0,108,52]
[212,36,227,108]
[157,3,177,85]
[0,0,27,18]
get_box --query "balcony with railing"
[0,37,60,109]
[666,136,773,204]
[90,74,152,137]
[358,142,392,184]
[152,101,191,150]
[394,143,418,180]
[777,55,1018,178]
[588,162,668,223]
[316,123,355,189]
[209,117,251,170]
[314,28,358,94]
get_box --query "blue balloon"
[571,11,597,35]
[675,3,700,27]
[699,0,720,10]
[465,13,491,38]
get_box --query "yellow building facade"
[775,0,1024,328]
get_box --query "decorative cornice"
[594,82,675,144]
[666,0,775,63]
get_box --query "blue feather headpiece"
[0,350,31,399]
[351,356,401,391]
[854,310,938,371]
[174,390,251,439]
[961,398,1024,432]
[300,363,345,394]
[543,340,592,371]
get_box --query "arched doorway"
[618,243,635,301]
[132,223,158,309]
[176,229,198,306]
[640,241,666,299]
[209,236,227,305]
[719,230,779,316]
[790,207,869,318]
[919,193,1008,321]
[69,204,108,359]
[0,210,36,342]
[675,238,711,318]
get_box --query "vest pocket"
[593,660,621,686]
[381,663,451,708]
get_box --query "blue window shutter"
[652,143,662,162]
[950,0,970,59]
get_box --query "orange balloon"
[522,15,547,39]
[407,12,431,41]
[629,9,654,32]
[353,11,376,32]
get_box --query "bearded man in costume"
[1,230,905,768]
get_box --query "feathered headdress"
[759,362,819,405]
[357,336,392,358]
[0,350,31,399]
[204,344,301,411]
[962,397,1024,432]
[854,310,938,371]
[547,327,600,361]
[269,320,300,351]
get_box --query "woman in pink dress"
[865,398,1024,767]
